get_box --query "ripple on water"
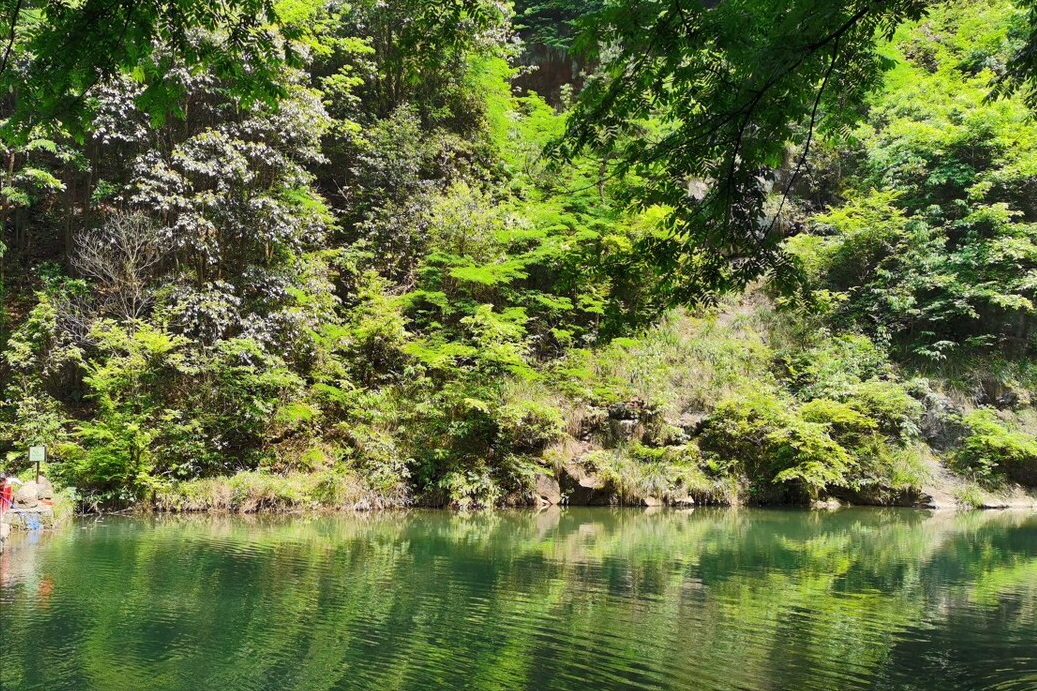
[2,509,1037,691]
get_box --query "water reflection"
[2,508,1037,691]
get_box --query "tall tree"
[0,0,293,133]
[559,0,933,302]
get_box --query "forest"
[3,0,1037,511]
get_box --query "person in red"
[0,472,23,517]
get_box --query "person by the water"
[0,472,24,517]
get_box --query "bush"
[497,399,565,453]
[625,442,715,501]
[62,415,158,505]
[798,398,878,442]
[699,388,791,477]
[0,393,72,464]
[796,396,927,493]
[783,335,892,400]
[437,465,506,510]
[340,424,412,504]
[766,422,853,500]
[953,409,1037,485]
[842,380,923,440]
[699,388,854,502]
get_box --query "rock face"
[600,399,660,445]
[37,477,54,501]
[548,462,676,507]
[4,507,55,529]
[830,485,928,508]
[14,481,39,509]
[559,463,621,506]
[978,377,1028,409]
[534,473,562,505]
[677,412,708,438]
[631,495,663,508]
[917,391,966,452]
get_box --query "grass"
[152,469,405,513]
[954,483,986,510]
[587,302,775,419]
[50,488,77,525]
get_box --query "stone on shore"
[5,507,55,529]
[559,462,621,505]
[534,473,561,505]
[14,481,39,509]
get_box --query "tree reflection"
[2,508,1036,691]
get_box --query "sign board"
[28,446,46,463]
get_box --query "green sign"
[28,446,46,463]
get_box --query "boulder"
[36,477,54,500]
[979,377,1028,409]
[534,473,561,505]
[615,419,642,440]
[629,495,664,508]
[677,412,708,437]
[5,507,55,529]
[602,400,655,445]
[608,401,645,421]
[559,462,620,506]
[14,481,39,509]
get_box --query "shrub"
[766,422,854,500]
[798,398,878,442]
[437,465,505,510]
[61,415,158,505]
[497,399,565,453]
[625,442,715,501]
[953,409,1037,484]
[843,380,923,440]
[797,397,927,493]
[340,424,412,504]
[0,393,72,464]
[784,335,891,399]
[699,388,792,477]
[699,388,854,501]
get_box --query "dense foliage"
[559,0,932,300]
[3,0,1037,509]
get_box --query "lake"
[2,508,1037,691]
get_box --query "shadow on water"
[2,507,1037,691]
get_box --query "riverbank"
[1,479,77,538]
[132,463,1037,514]
[1,494,72,554]
[15,295,1037,518]
[20,292,1037,516]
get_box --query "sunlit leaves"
[561,0,931,301]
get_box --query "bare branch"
[73,211,170,322]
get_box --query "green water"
[2,509,1037,691]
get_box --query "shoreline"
[5,499,1036,550]
[69,494,1037,518]
[5,462,1036,531]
